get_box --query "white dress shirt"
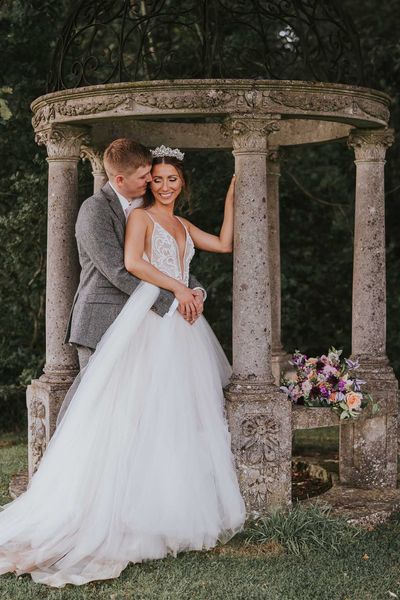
[109,181,205,317]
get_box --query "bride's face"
[150,163,183,206]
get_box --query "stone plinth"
[27,378,75,477]
[225,383,292,515]
[339,360,398,488]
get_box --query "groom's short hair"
[103,138,152,177]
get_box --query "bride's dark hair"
[143,156,189,209]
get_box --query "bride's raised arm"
[180,175,235,253]
[124,209,196,309]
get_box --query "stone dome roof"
[48,0,364,91]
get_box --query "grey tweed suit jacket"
[65,182,203,349]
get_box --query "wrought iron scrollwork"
[48,0,364,91]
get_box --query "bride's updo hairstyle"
[143,154,189,209]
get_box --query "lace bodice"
[144,213,195,286]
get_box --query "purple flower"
[319,386,330,398]
[353,378,366,392]
[338,379,346,392]
[345,358,360,370]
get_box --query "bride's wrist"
[171,281,186,295]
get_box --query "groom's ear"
[114,174,124,186]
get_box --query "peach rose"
[345,391,362,410]
[329,392,338,403]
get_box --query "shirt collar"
[108,181,143,212]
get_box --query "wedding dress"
[0,214,246,587]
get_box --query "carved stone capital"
[221,115,280,153]
[80,144,105,174]
[35,125,89,161]
[348,128,395,162]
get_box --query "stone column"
[27,125,88,477]
[266,148,291,384]
[222,116,292,516]
[340,128,398,488]
[81,145,107,193]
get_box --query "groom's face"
[115,164,152,199]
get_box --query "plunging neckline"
[147,213,189,281]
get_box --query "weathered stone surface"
[304,485,400,528]
[265,148,291,384]
[224,115,278,382]
[31,80,391,132]
[28,125,85,476]
[293,406,340,430]
[225,385,292,516]
[339,129,398,489]
[339,364,398,488]
[348,128,395,357]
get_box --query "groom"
[65,138,205,370]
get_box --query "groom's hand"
[192,289,204,319]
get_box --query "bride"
[0,145,245,587]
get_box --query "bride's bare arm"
[181,175,235,253]
[124,209,197,309]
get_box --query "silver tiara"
[151,145,185,161]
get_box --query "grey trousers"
[76,344,94,371]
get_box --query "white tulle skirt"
[0,283,245,587]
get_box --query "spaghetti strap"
[175,216,188,233]
[144,210,156,224]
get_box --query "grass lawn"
[1,430,400,600]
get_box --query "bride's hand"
[174,285,198,323]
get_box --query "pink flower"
[345,392,362,411]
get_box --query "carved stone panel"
[225,387,292,516]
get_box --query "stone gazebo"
[27,1,398,516]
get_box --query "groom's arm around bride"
[65,138,205,369]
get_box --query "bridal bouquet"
[280,347,378,420]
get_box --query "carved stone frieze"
[353,99,390,123]
[133,89,233,110]
[266,90,351,113]
[222,116,280,152]
[31,82,390,137]
[348,128,395,161]
[264,91,390,123]
[32,95,129,130]
[35,125,89,160]
[236,90,260,109]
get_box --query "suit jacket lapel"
[101,181,126,227]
